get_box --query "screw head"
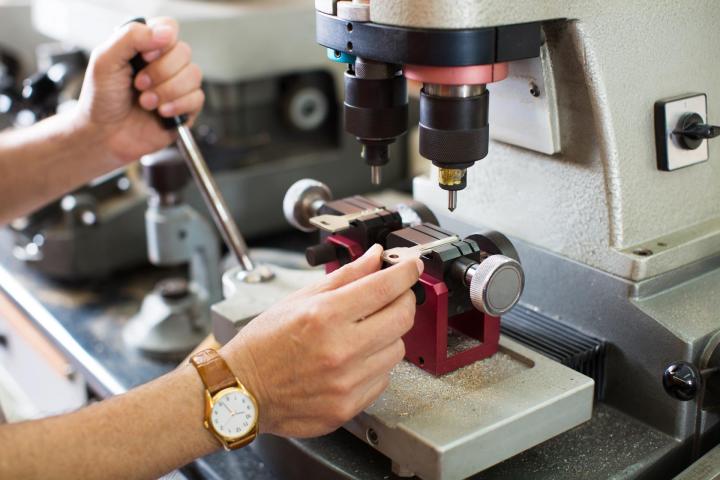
[663,361,702,401]
[283,179,332,232]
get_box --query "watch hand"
[223,403,235,415]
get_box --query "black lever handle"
[672,112,720,150]
[674,123,720,140]
[124,17,188,130]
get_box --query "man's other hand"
[222,245,423,438]
[76,18,204,165]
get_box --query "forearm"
[0,110,119,224]
[0,364,219,480]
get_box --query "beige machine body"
[267,2,720,478]
[390,0,720,281]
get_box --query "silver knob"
[283,179,332,232]
[467,255,524,316]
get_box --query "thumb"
[99,18,178,68]
[320,244,384,291]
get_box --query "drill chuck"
[419,83,489,210]
[419,84,489,170]
[344,59,408,184]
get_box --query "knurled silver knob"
[468,255,524,316]
[283,179,332,232]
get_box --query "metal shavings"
[369,338,528,426]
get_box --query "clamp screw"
[663,361,702,401]
[467,255,524,316]
[283,179,332,232]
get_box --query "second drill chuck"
[420,84,490,211]
[344,58,408,185]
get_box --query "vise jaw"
[284,180,524,375]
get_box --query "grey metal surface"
[0,230,174,395]
[215,258,594,480]
[250,403,681,480]
[438,212,720,446]
[477,403,680,480]
[123,284,209,358]
[0,225,699,479]
[10,176,148,281]
[675,442,720,480]
[488,48,560,156]
[346,337,593,480]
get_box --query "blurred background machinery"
[0,0,411,282]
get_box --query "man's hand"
[76,17,204,165]
[221,244,423,438]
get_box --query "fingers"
[158,90,205,118]
[362,339,405,376]
[134,41,192,91]
[117,20,203,118]
[99,18,179,68]
[351,290,416,355]
[323,341,402,428]
[330,258,423,321]
[304,244,383,296]
[138,63,202,111]
[147,17,179,52]
[355,372,392,413]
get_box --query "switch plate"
[655,93,708,171]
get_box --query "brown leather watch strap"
[190,349,238,395]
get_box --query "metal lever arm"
[126,18,255,272]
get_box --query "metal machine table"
[0,229,681,479]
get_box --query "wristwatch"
[190,348,259,450]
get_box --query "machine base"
[250,403,681,480]
[344,336,592,480]
[213,261,593,479]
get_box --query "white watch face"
[210,389,257,439]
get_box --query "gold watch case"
[203,381,259,450]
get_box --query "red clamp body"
[321,222,501,376]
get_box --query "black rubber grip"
[305,243,338,267]
[124,17,188,130]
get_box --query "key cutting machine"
[213,178,594,480]
[220,1,720,479]
[288,1,720,479]
[284,178,526,375]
